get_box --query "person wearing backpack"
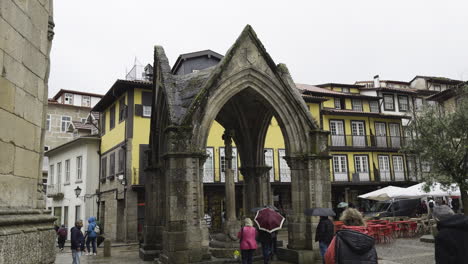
[57,225,68,251]
[237,218,257,264]
[85,216,98,256]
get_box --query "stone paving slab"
[55,238,435,264]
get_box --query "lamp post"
[74,186,82,198]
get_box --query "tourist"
[237,218,257,264]
[434,208,468,263]
[258,229,273,264]
[57,225,67,251]
[315,216,334,263]
[70,220,85,264]
[85,216,98,256]
[325,208,377,264]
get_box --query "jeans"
[261,242,272,264]
[319,241,329,263]
[86,236,97,253]
[72,249,81,264]
[241,249,255,264]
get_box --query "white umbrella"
[358,186,406,201]
[393,182,460,199]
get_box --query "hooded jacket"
[435,214,468,264]
[70,225,85,250]
[325,227,377,264]
[87,216,97,238]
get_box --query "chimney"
[373,75,380,88]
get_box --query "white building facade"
[45,136,100,239]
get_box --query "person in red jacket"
[237,218,258,264]
[325,208,377,264]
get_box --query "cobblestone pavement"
[54,238,435,264]
[377,238,435,264]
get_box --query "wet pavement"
[54,237,435,264]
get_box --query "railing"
[332,170,406,182]
[329,135,405,149]
[46,184,63,198]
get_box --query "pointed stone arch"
[142,25,332,263]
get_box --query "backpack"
[95,225,100,235]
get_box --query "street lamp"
[74,186,82,198]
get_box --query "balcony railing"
[332,169,406,182]
[46,184,63,199]
[329,135,405,149]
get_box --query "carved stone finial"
[47,16,55,41]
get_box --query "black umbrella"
[304,208,336,217]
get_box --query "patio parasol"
[254,207,285,233]
[304,208,336,217]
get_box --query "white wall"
[46,139,100,239]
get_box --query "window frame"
[143,105,152,117]
[82,95,91,107]
[334,98,341,109]
[46,114,51,131]
[342,87,350,93]
[264,148,275,182]
[118,148,124,173]
[61,116,71,133]
[369,100,380,113]
[76,156,82,182]
[332,155,349,181]
[49,164,55,184]
[398,95,409,112]
[383,94,395,111]
[101,112,106,135]
[101,157,107,180]
[119,97,126,122]
[109,153,115,177]
[64,159,70,184]
[278,149,291,182]
[109,105,116,130]
[351,99,363,111]
[64,93,73,105]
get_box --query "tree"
[405,85,468,215]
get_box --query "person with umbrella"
[306,208,335,263]
[254,207,285,264]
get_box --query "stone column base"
[139,247,161,261]
[276,247,316,264]
[0,209,56,264]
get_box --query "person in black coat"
[315,216,334,263]
[70,220,85,264]
[435,214,468,264]
[257,230,273,264]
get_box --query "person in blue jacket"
[85,216,98,255]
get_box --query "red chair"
[388,222,401,238]
[408,222,418,237]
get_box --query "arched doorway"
[141,25,332,263]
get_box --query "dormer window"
[64,93,73,105]
[82,96,91,107]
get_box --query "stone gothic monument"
[0,1,56,263]
[141,25,332,263]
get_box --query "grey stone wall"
[0,0,56,263]
[45,104,92,149]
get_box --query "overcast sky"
[49,0,468,97]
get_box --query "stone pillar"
[140,166,164,260]
[241,166,272,218]
[0,1,57,263]
[287,131,331,252]
[222,130,240,239]
[157,153,210,264]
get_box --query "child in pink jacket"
[238,218,258,264]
